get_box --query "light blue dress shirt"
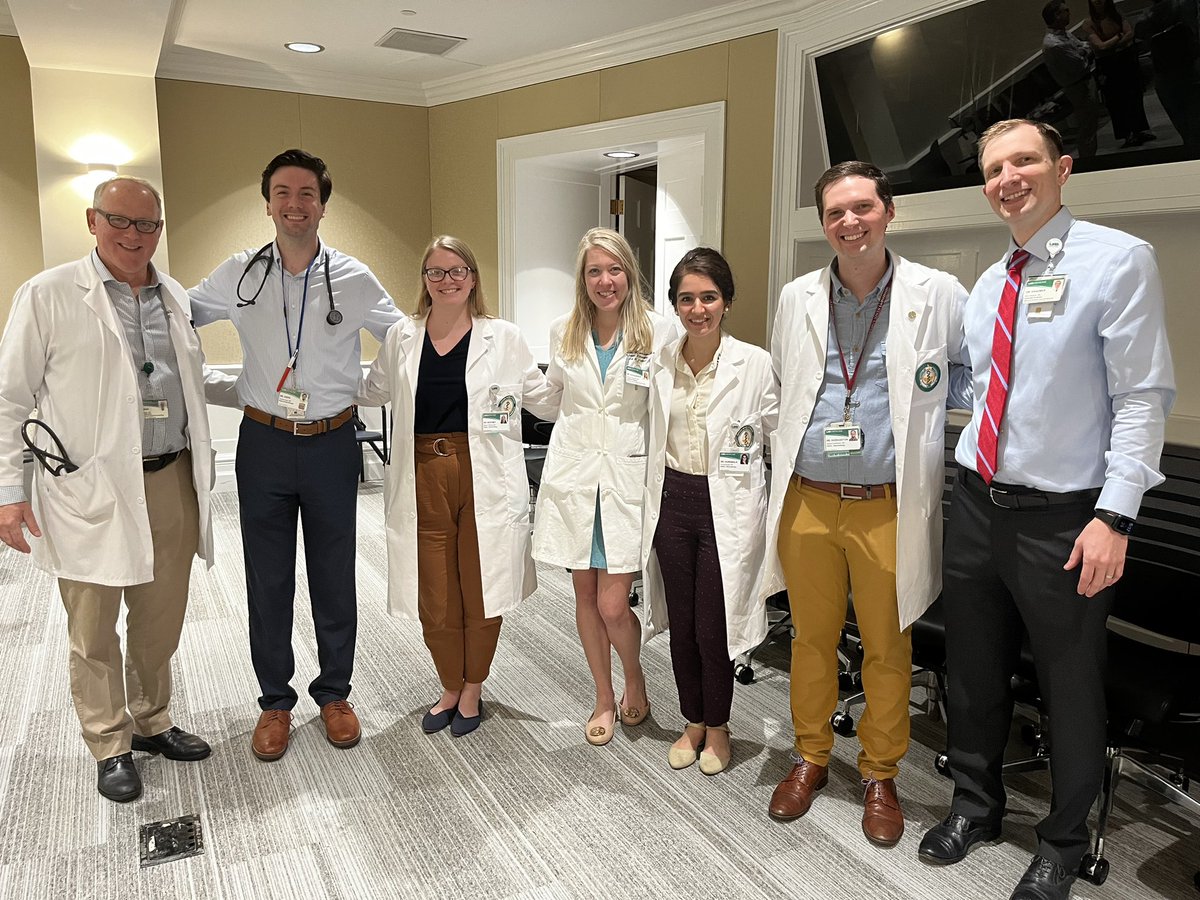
[794,258,896,484]
[955,207,1176,518]
[189,241,404,419]
[92,251,188,457]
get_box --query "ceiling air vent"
[375,28,466,56]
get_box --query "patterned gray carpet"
[0,485,1195,899]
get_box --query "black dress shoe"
[451,700,484,737]
[1010,855,1075,900]
[131,726,211,761]
[97,752,142,802]
[421,705,457,734]
[918,813,1001,864]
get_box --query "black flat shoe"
[918,813,1000,864]
[422,705,457,734]
[450,700,484,737]
[97,752,142,803]
[131,726,211,761]
[1010,855,1075,900]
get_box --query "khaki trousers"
[778,476,911,780]
[59,451,199,761]
[414,434,501,690]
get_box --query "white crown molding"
[422,0,810,106]
[155,49,430,107]
[151,0,808,108]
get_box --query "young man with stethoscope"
[189,149,404,762]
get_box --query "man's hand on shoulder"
[0,501,41,554]
[1064,517,1127,597]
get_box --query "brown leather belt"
[800,477,896,500]
[243,405,354,437]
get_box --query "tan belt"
[243,405,354,437]
[799,477,896,500]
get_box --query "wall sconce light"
[72,163,123,201]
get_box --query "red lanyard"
[829,274,892,419]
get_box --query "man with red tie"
[918,119,1175,899]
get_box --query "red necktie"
[976,248,1031,484]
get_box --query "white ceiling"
[2,0,802,107]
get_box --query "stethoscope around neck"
[235,242,342,326]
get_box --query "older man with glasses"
[0,176,221,802]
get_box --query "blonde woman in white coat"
[640,248,779,774]
[532,228,674,746]
[360,236,559,736]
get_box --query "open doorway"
[497,103,725,362]
[616,166,657,284]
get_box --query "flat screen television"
[812,0,1200,195]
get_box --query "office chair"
[353,406,388,482]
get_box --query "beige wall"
[430,32,779,346]
[156,79,431,363]
[0,37,44,322]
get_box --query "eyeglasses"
[423,266,473,282]
[94,208,162,234]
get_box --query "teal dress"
[589,331,621,569]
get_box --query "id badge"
[481,412,511,433]
[278,388,309,420]
[142,399,169,419]
[483,390,518,433]
[1023,274,1067,320]
[625,353,651,387]
[718,450,751,474]
[824,422,863,458]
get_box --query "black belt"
[961,468,1100,510]
[143,450,183,473]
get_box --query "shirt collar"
[830,252,893,304]
[91,249,160,293]
[272,238,326,272]
[674,331,727,376]
[1010,206,1075,265]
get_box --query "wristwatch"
[1095,508,1135,536]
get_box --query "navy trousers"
[236,416,360,710]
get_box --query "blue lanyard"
[281,252,317,365]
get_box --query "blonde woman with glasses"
[532,227,676,745]
[360,236,559,736]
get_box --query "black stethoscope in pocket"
[21,419,77,476]
[235,242,343,326]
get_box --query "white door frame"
[496,102,726,321]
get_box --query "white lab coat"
[765,255,968,630]
[531,311,676,573]
[640,333,780,659]
[0,256,215,586]
[360,316,560,619]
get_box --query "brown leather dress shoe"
[768,760,828,821]
[321,700,361,748]
[861,777,904,847]
[252,709,292,761]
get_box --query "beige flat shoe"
[668,722,706,770]
[699,723,731,775]
[619,694,650,727]
[585,705,618,746]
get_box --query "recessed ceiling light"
[401,8,417,14]
[284,42,325,54]
[604,150,639,159]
